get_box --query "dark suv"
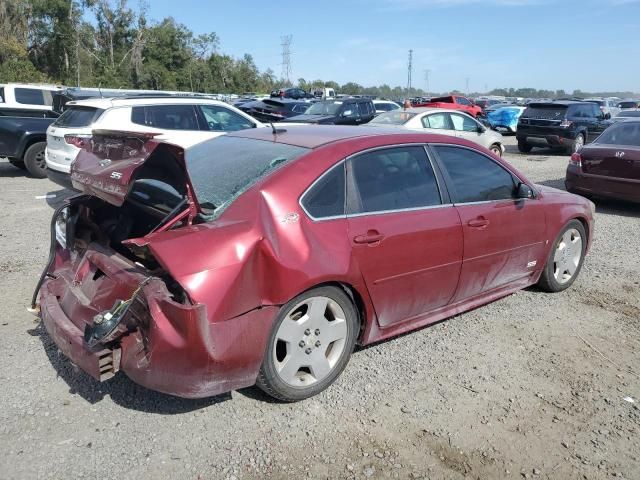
[285,98,376,125]
[516,101,610,154]
[270,87,314,100]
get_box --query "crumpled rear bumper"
[39,246,279,398]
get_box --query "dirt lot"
[1,137,639,480]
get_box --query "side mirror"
[477,125,486,134]
[604,112,611,120]
[516,182,534,199]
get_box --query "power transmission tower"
[407,49,413,97]
[280,35,293,86]
[424,69,431,95]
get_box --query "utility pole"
[424,69,431,95]
[407,49,413,97]
[280,35,292,86]
[465,77,470,96]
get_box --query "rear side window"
[595,123,640,146]
[131,105,199,130]
[434,146,517,203]
[348,146,441,214]
[15,88,48,106]
[301,163,345,219]
[53,107,103,127]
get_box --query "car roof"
[225,124,449,149]
[65,96,233,109]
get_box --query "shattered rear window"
[185,136,310,215]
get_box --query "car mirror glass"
[516,182,534,199]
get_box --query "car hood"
[70,129,202,211]
[285,114,337,124]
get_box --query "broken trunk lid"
[70,129,203,211]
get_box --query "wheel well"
[573,216,590,244]
[21,137,46,159]
[298,281,369,342]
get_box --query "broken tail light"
[570,152,582,167]
[64,134,92,148]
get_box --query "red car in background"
[33,126,594,401]
[566,120,640,203]
[414,95,483,118]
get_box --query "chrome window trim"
[346,202,453,218]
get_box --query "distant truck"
[414,95,483,118]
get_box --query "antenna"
[281,35,293,86]
[424,69,431,95]
[270,122,287,135]
[407,49,413,97]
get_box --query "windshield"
[596,122,640,146]
[185,136,310,215]
[305,101,343,115]
[369,111,417,125]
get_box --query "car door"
[449,113,486,147]
[431,144,547,301]
[587,103,609,141]
[346,145,463,327]
[337,103,360,125]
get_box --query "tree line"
[0,1,634,100]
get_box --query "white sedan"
[367,107,505,157]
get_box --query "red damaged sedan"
[33,125,595,401]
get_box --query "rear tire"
[23,142,47,178]
[537,220,587,293]
[518,140,532,153]
[256,286,359,402]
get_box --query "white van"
[312,88,336,100]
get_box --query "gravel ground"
[1,136,639,480]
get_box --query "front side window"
[199,105,254,131]
[301,163,345,219]
[423,113,451,130]
[348,146,441,214]
[456,97,471,106]
[434,146,517,203]
[15,88,46,106]
[131,105,199,130]
[450,113,478,132]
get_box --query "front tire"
[537,220,587,292]
[256,286,359,402]
[518,140,532,153]
[23,142,47,178]
[490,144,503,157]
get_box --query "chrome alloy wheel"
[272,296,348,387]
[553,228,583,284]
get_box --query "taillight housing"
[560,119,573,128]
[570,152,582,167]
[64,134,91,148]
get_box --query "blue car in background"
[486,106,526,134]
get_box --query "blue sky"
[146,0,639,93]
